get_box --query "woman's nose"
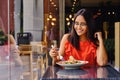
[77,25,82,29]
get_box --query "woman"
[49,8,108,66]
[0,28,23,66]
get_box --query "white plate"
[56,60,88,69]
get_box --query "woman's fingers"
[49,48,58,58]
[94,33,98,38]
[94,32,103,43]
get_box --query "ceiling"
[65,0,120,7]
[65,0,120,13]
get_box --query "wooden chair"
[18,44,33,80]
[30,41,48,77]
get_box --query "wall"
[23,0,44,41]
[14,0,21,41]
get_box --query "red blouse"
[64,40,97,65]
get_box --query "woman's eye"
[74,22,87,27]
[75,22,79,25]
[80,23,87,27]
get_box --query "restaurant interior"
[0,0,120,80]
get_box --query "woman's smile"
[76,29,84,34]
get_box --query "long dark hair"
[68,8,98,50]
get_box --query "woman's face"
[74,15,88,37]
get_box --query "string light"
[108,12,110,15]
[67,22,70,26]
[66,18,69,21]
[112,12,115,14]
[47,18,50,21]
[66,14,74,26]
[49,14,52,18]
[52,18,56,21]
[51,22,55,26]
[69,14,72,19]
[71,0,77,12]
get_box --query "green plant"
[0,29,8,45]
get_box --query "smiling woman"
[49,8,108,66]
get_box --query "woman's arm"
[95,32,108,66]
[59,34,69,56]
[49,34,69,65]
[7,34,16,45]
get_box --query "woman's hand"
[49,46,59,60]
[49,46,59,65]
[94,32,103,43]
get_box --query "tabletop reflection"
[42,65,120,79]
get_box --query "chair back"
[17,32,32,45]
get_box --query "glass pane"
[0,0,10,80]
[44,0,60,48]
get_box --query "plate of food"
[56,56,88,69]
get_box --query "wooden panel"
[115,22,120,69]
[44,0,49,13]
[0,0,8,34]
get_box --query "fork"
[51,45,64,61]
